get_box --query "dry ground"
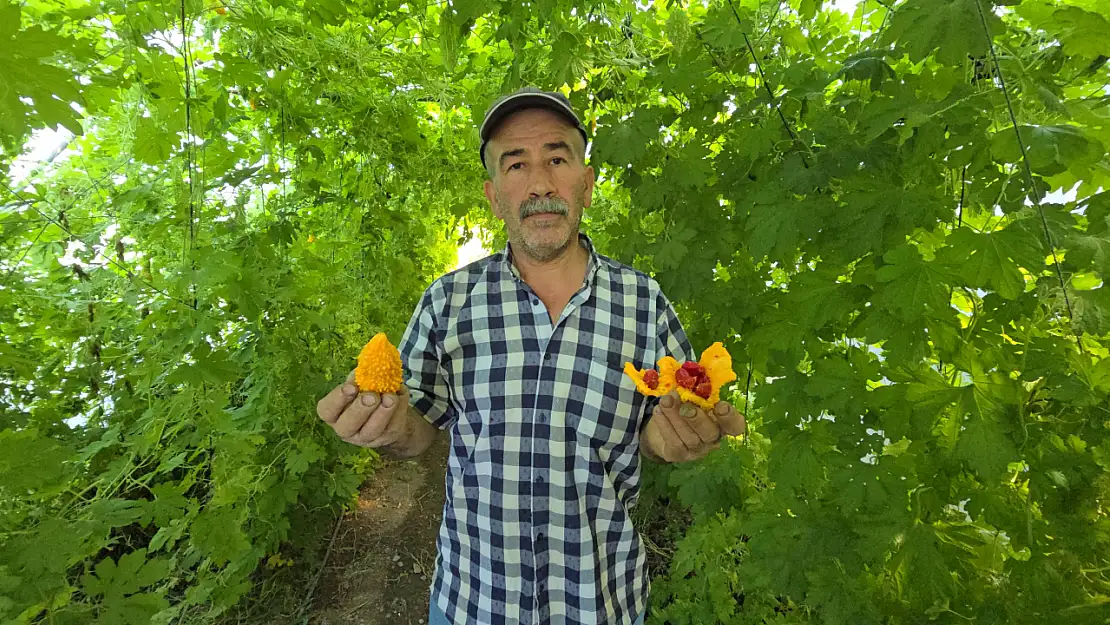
[309,433,450,625]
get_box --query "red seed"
[694,380,712,399]
[675,368,696,389]
[681,360,706,377]
[643,369,660,390]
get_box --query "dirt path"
[310,433,450,625]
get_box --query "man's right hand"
[317,370,415,449]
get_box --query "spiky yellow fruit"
[355,333,403,394]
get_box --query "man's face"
[483,108,595,263]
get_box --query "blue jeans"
[429,601,646,625]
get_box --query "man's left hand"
[641,390,747,463]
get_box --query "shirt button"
[532,298,539,306]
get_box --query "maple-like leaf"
[991,125,1105,176]
[1072,286,1110,335]
[891,524,957,607]
[82,549,170,600]
[876,244,952,319]
[838,50,896,90]
[0,430,74,497]
[768,429,827,494]
[592,108,666,167]
[190,507,250,566]
[955,413,1019,481]
[882,0,1002,65]
[938,226,1045,300]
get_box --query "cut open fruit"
[623,342,736,410]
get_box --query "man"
[316,87,747,625]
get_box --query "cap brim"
[480,93,582,141]
[479,92,589,169]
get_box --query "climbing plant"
[1,0,1108,623]
[594,1,1110,623]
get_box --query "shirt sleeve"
[398,282,456,430]
[640,284,696,426]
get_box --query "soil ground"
[301,435,683,625]
[309,433,450,625]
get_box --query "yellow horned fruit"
[355,333,403,394]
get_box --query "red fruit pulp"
[694,380,712,399]
[675,368,696,389]
[643,369,660,389]
[681,360,706,376]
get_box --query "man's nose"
[528,168,557,197]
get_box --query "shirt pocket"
[566,341,645,452]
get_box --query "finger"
[363,401,411,448]
[656,390,685,421]
[647,412,688,463]
[660,401,702,451]
[652,391,700,459]
[354,392,403,443]
[332,391,380,439]
[678,402,720,445]
[317,370,358,424]
[713,402,748,437]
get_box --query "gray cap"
[478,86,589,168]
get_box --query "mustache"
[520,197,569,219]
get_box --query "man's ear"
[583,165,596,208]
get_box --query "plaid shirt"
[397,232,694,625]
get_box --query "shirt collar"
[502,231,600,290]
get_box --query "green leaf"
[800,0,821,20]
[955,412,1018,481]
[882,0,1001,65]
[991,125,1105,176]
[891,524,956,605]
[98,592,170,625]
[838,50,896,90]
[701,2,751,54]
[549,32,581,87]
[190,506,250,566]
[1072,285,1110,335]
[593,109,661,167]
[285,440,324,478]
[876,244,951,318]
[768,430,826,493]
[78,426,121,462]
[0,1,20,38]
[0,429,74,497]
[86,499,146,530]
[1050,6,1110,58]
[143,482,190,528]
[882,438,912,457]
[133,117,171,165]
[82,549,170,600]
[939,226,1044,299]
[655,224,696,270]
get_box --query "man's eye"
[551,157,566,165]
[508,162,524,171]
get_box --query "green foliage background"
[2,0,1109,622]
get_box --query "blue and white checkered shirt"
[397,232,694,625]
